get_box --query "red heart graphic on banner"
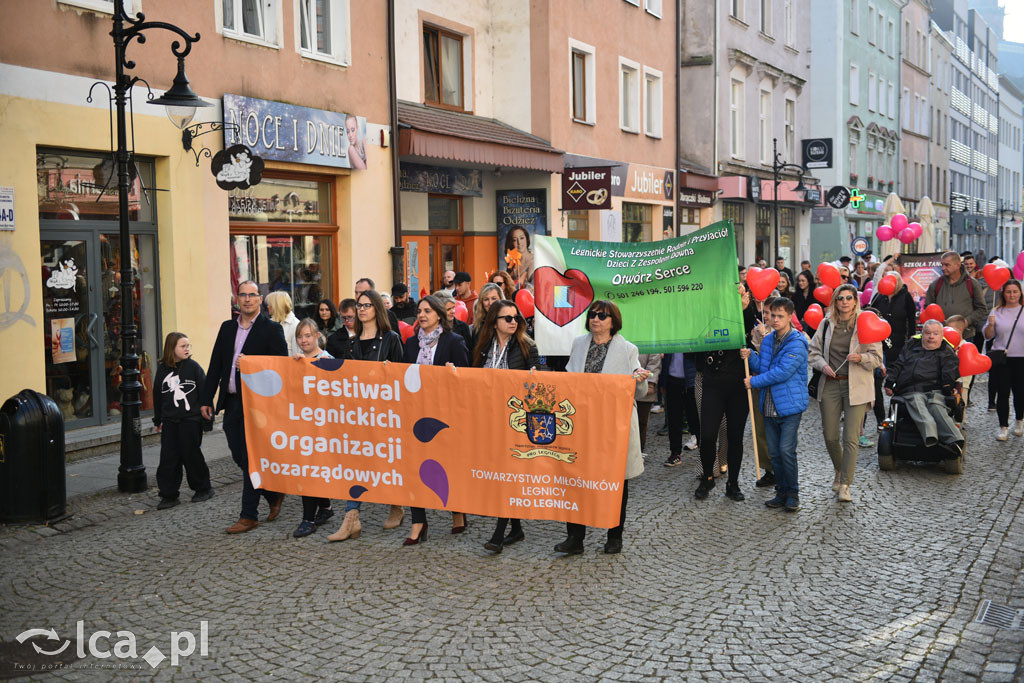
[856,310,891,345]
[534,266,595,327]
[746,267,780,301]
[958,343,992,377]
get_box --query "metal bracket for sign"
[181,121,239,166]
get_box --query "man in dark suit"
[201,280,288,534]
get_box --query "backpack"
[933,276,974,298]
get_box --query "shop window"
[566,210,590,240]
[297,0,350,65]
[779,207,796,269]
[755,205,772,262]
[222,0,279,46]
[428,195,462,231]
[37,150,155,223]
[622,203,652,243]
[423,25,464,110]
[229,174,335,318]
[723,201,745,261]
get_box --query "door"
[429,235,463,293]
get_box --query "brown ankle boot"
[328,510,361,542]
[383,505,405,530]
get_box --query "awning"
[398,102,564,173]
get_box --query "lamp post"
[771,137,807,270]
[110,0,210,492]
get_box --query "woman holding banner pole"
[327,289,406,542]
[472,300,540,553]
[557,300,650,556]
[807,284,883,503]
[401,295,470,546]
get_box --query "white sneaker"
[997,427,1010,442]
[683,435,698,451]
[650,404,664,414]
[838,484,852,502]
[1014,421,1024,437]
[832,471,841,493]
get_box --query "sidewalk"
[64,427,233,498]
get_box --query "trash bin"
[0,389,67,523]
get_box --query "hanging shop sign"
[826,185,851,209]
[851,237,870,256]
[211,145,265,191]
[801,138,833,169]
[620,163,674,203]
[223,94,368,170]
[399,163,482,197]
[562,167,612,210]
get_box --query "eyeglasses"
[341,315,356,321]
[588,311,610,321]
[835,295,855,302]
[497,315,521,324]
[355,303,373,310]
[237,293,260,299]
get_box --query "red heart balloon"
[982,263,1011,291]
[877,273,898,296]
[398,321,414,343]
[920,303,944,324]
[534,266,594,327]
[813,285,834,306]
[942,326,962,347]
[817,263,842,289]
[514,288,535,318]
[958,343,992,377]
[856,310,891,344]
[804,304,824,330]
[453,301,469,322]
[746,267,780,300]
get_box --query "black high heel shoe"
[483,537,503,553]
[451,512,468,534]
[402,522,428,546]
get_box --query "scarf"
[484,337,511,369]
[416,327,442,365]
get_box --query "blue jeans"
[763,413,802,497]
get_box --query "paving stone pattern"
[1,390,1022,681]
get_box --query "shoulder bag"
[989,307,1022,368]
[807,320,830,399]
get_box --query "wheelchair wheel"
[877,429,895,470]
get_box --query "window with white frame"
[868,72,877,111]
[644,67,663,138]
[784,0,795,46]
[887,19,894,56]
[730,0,743,21]
[644,0,662,18]
[759,87,772,163]
[849,137,858,175]
[785,96,795,160]
[760,0,771,35]
[222,0,278,45]
[877,13,885,52]
[850,0,859,34]
[730,77,745,158]
[902,87,910,128]
[850,64,860,105]
[878,79,886,117]
[619,58,640,133]
[868,5,875,45]
[296,0,349,65]
[888,82,895,119]
[570,39,596,124]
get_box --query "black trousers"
[301,496,331,521]
[157,419,211,500]
[566,480,628,540]
[995,357,1024,426]
[489,517,523,542]
[699,377,748,485]
[223,394,279,521]
[411,507,464,524]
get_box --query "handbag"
[990,306,1022,367]
[807,320,830,399]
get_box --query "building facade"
[997,76,1023,259]
[929,21,954,249]
[810,0,903,264]
[0,0,394,428]
[900,0,933,232]
[933,0,1000,257]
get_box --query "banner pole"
[743,356,761,483]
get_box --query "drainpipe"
[675,0,681,236]
[387,0,404,288]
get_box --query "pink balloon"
[876,225,894,241]
[899,228,917,244]
[891,214,909,232]
[859,289,872,306]
[1015,252,1024,280]
[908,222,922,238]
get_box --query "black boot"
[503,519,525,546]
[694,476,715,500]
[725,481,745,501]
[554,535,584,555]
[603,535,622,554]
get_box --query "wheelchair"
[877,386,965,475]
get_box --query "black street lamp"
[109,0,210,492]
[771,137,807,269]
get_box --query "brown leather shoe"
[266,494,285,522]
[225,518,258,534]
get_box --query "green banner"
[534,220,745,355]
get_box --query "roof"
[397,102,563,173]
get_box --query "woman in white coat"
[558,300,650,555]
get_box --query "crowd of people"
[148,251,1023,555]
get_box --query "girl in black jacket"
[472,300,541,553]
[153,332,212,509]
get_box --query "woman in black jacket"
[153,332,212,509]
[327,289,406,542]
[869,271,918,427]
[401,295,470,545]
[792,270,815,324]
[472,300,540,553]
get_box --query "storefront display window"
[622,202,652,243]
[755,205,772,263]
[722,201,744,261]
[566,210,589,240]
[779,207,796,271]
[37,150,155,223]
[230,235,330,320]
[428,195,461,231]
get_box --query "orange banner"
[238,357,635,527]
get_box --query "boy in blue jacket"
[740,297,809,511]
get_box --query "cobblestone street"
[1,388,1022,681]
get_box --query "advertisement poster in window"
[51,318,76,364]
[497,190,547,292]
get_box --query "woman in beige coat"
[807,284,883,503]
[558,300,650,555]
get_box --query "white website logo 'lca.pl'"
[15,621,209,669]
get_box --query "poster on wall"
[51,317,76,364]
[497,189,547,291]
[899,253,944,312]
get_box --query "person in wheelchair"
[883,320,964,453]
